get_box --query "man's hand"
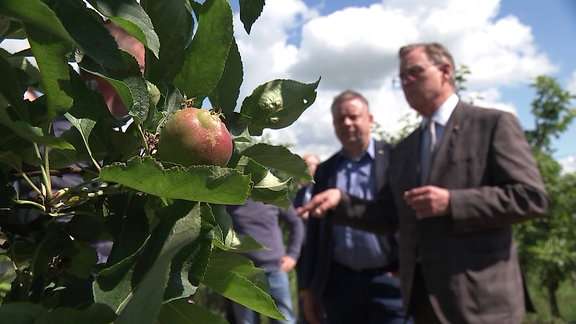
[296,189,342,219]
[280,256,296,272]
[403,185,450,219]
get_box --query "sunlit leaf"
[115,201,203,322]
[86,0,160,58]
[241,78,320,136]
[0,105,74,150]
[99,157,251,204]
[145,0,194,84]
[235,156,292,208]
[241,143,313,183]
[26,25,74,119]
[202,250,285,321]
[0,0,74,43]
[174,0,233,103]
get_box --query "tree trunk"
[548,278,560,318]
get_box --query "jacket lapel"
[390,131,420,192]
[429,101,468,184]
[374,140,389,191]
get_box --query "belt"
[332,261,397,276]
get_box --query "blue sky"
[497,0,576,162]
[231,0,576,172]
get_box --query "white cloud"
[289,5,411,90]
[569,70,576,94]
[559,156,576,174]
[232,0,556,160]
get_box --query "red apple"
[158,108,233,167]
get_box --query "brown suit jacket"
[331,101,548,323]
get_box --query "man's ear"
[439,62,452,80]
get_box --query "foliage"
[0,0,319,323]
[371,115,418,144]
[454,64,483,105]
[525,75,576,154]
[516,75,576,319]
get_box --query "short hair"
[399,42,456,86]
[331,90,370,114]
[302,153,320,165]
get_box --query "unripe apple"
[157,108,233,167]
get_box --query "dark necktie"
[420,119,436,184]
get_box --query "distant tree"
[516,75,576,319]
[371,115,418,144]
[455,64,486,105]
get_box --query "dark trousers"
[322,262,406,324]
[408,264,441,324]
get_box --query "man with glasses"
[297,43,548,324]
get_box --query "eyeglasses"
[398,64,437,82]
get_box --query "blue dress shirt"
[332,139,388,270]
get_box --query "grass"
[524,275,576,324]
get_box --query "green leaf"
[99,157,251,204]
[235,156,292,208]
[163,205,215,301]
[49,0,127,70]
[121,74,150,124]
[225,111,252,139]
[103,194,151,266]
[0,0,74,43]
[67,212,106,243]
[0,105,74,150]
[241,78,320,136]
[203,249,285,321]
[144,0,194,84]
[87,0,160,58]
[26,24,75,120]
[63,241,99,279]
[64,112,98,166]
[0,55,27,110]
[208,204,264,252]
[94,248,140,308]
[114,202,204,323]
[0,302,48,323]
[209,39,243,114]
[242,143,314,183]
[0,303,116,324]
[238,0,265,34]
[0,150,22,171]
[174,0,233,103]
[158,298,228,324]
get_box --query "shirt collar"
[338,137,375,162]
[422,93,459,128]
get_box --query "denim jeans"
[232,270,296,324]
